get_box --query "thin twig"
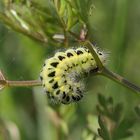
[0,12,48,44]
[0,70,41,89]
[0,79,41,89]
[68,30,80,41]
[100,67,140,93]
[83,40,140,94]
[82,40,104,70]
[6,80,41,87]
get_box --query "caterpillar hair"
[40,46,107,104]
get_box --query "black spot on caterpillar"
[67,52,73,57]
[50,62,59,67]
[48,71,55,77]
[56,90,60,95]
[58,56,65,61]
[77,50,83,55]
[52,82,58,89]
[49,79,54,83]
[40,47,107,104]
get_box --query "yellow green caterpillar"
[40,47,106,104]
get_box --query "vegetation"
[0,0,140,140]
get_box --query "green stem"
[0,80,41,87]
[100,67,140,94]
[0,12,48,44]
[82,40,104,70]
[84,40,140,94]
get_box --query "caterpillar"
[40,47,106,104]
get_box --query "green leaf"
[112,119,134,140]
[113,103,123,121]
[135,105,140,117]
[107,97,113,105]
[59,0,66,17]
[98,94,107,109]
[66,4,78,30]
[98,116,110,140]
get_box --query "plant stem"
[82,40,104,70]
[100,67,140,94]
[0,80,41,88]
[0,12,48,44]
[84,40,140,94]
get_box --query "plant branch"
[0,79,41,89]
[6,80,41,87]
[0,12,48,44]
[0,70,41,90]
[82,40,140,94]
[100,67,140,94]
[81,40,104,70]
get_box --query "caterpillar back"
[40,47,106,104]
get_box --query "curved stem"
[81,40,104,70]
[84,40,140,94]
[100,67,140,94]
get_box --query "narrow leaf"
[98,116,110,140]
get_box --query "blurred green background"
[0,0,140,140]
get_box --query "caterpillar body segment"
[40,47,106,104]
